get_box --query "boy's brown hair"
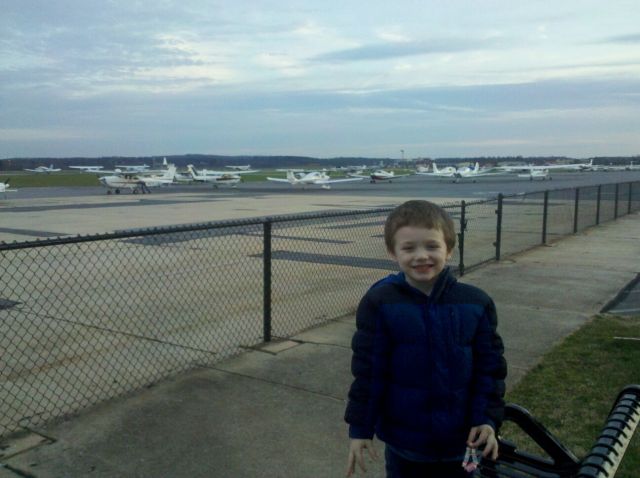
[384,200,456,252]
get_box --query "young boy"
[345,200,507,477]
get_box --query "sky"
[1,0,640,159]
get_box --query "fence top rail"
[0,206,401,251]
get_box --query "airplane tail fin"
[474,162,479,172]
[432,162,439,173]
[286,170,297,182]
[187,164,197,178]
[165,165,177,180]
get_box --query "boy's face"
[389,225,452,294]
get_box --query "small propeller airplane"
[421,162,458,176]
[225,164,253,171]
[1,179,18,198]
[416,162,507,183]
[24,164,61,173]
[69,165,105,173]
[349,169,412,183]
[517,169,551,181]
[267,170,363,189]
[114,164,150,172]
[187,164,258,188]
[99,164,177,194]
[498,160,591,173]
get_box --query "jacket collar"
[384,266,456,301]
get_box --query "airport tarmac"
[1,169,639,474]
[2,170,640,244]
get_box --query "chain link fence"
[1,180,639,438]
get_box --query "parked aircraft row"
[6,158,639,198]
[95,160,261,194]
[26,163,256,174]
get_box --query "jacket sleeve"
[470,298,507,430]
[344,292,389,439]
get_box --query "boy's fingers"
[481,438,499,461]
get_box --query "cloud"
[0,128,90,141]
[601,33,640,44]
[310,36,507,62]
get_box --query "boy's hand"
[467,424,499,460]
[346,438,378,476]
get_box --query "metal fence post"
[542,190,549,244]
[596,185,601,225]
[495,194,503,261]
[628,182,633,214]
[263,218,272,342]
[614,183,619,219]
[458,201,466,276]
[573,187,580,233]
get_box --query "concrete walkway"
[1,213,639,478]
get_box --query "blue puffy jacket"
[345,267,506,460]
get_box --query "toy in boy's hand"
[462,446,480,473]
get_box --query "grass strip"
[502,314,640,477]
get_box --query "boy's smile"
[389,225,452,294]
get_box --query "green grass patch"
[502,314,640,477]
[3,172,101,187]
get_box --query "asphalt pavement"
[1,210,638,477]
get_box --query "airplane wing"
[266,177,293,183]
[346,173,370,179]
[415,171,454,177]
[200,170,258,175]
[471,169,512,177]
[317,177,364,184]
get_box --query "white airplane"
[225,164,253,171]
[69,165,105,173]
[349,169,412,183]
[415,162,457,178]
[1,179,18,198]
[114,164,150,172]
[517,169,551,181]
[584,160,640,172]
[267,170,363,189]
[24,164,61,173]
[98,165,177,194]
[187,164,257,188]
[417,162,508,183]
[499,160,590,173]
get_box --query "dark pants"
[385,446,472,478]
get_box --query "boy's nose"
[415,248,429,258]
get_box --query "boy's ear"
[387,248,397,261]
